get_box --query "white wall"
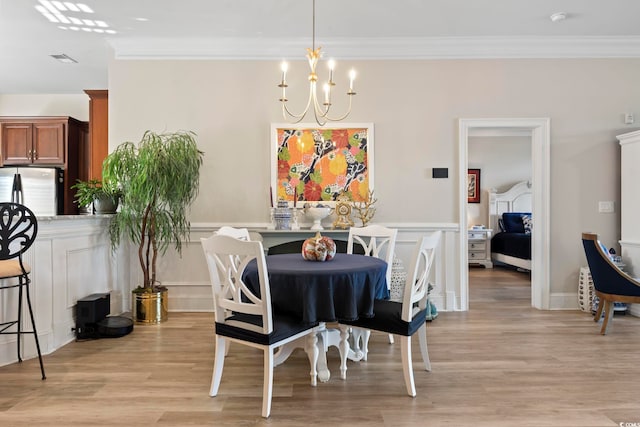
[0,94,88,120]
[3,58,637,310]
[467,135,532,227]
[107,57,640,306]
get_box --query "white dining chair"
[201,234,319,418]
[213,226,252,355]
[340,231,441,396]
[347,225,398,360]
[215,226,250,240]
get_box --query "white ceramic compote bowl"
[304,206,332,231]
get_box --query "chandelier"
[278,0,356,126]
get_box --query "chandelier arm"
[312,95,353,122]
[311,86,328,126]
[317,95,354,122]
[281,82,315,123]
[282,104,306,124]
[312,85,331,119]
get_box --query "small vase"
[93,194,119,214]
[274,200,292,230]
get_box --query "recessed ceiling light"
[35,1,103,31]
[50,53,77,64]
[134,17,149,22]
[76,3,93,13]
[63,2,79,12]
[550,12,567,22]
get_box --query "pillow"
[501,212,531,233]
[521,214,533,234]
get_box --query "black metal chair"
[0,202,45,379]
[581,232,640,335]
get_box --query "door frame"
[458,118,550,310]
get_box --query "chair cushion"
[215,313,318,345]
[0,260,30,278]
[340,299,428,336]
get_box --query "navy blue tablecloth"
[243,253,389,325]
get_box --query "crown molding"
[109,36,640,60]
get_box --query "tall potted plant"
[102,130,204,323]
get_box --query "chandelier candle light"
[278,0,356,126]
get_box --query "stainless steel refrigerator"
[0,167,63,216]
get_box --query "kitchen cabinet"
[0,117,85,166]
[84,90,108,181]
[0,116,88,214]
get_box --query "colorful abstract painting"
[271,123,374,205]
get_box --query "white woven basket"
[389,257,407,302]
[578,267,594,313]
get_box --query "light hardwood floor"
[1,266,640,426]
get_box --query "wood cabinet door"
[32,122,65,165]
[1,122,33,165]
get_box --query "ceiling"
[3,0,640,94]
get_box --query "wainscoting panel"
[161,223,461,313]
[0,216,120,368]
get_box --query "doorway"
[458,118,550,311]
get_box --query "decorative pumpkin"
[302,232,337,262]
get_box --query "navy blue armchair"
[581,232,640,334]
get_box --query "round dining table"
[243,253,389,325]
[243,252,390,384]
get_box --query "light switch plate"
[598,201,615,213]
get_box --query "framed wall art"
[467,168,481,203]
[270,123,374,206]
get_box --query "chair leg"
[17,283,23,363]
[24,283,45,380]
[210,335,226,397]
[388,333,394,344]
[361,330,371,361]
[594,298,604,322]
[600,300,614,335]
[262,348,274,418]
[350,328,371,361]
[417,324,431,372]
[400,335,416,397]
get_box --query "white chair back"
[402,231,440,322]
[201,234,273,335]
[215,226,251,241]
[347,225,398,286]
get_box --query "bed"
[487,181,532,271]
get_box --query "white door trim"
[458,118,550,310]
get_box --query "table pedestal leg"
[315,323,331,382]
[305,331,319,386]
[274,340,302,366]
[338,325,350,380]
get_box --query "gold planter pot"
[132,288,168,324]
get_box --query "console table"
[250,228,350,249]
